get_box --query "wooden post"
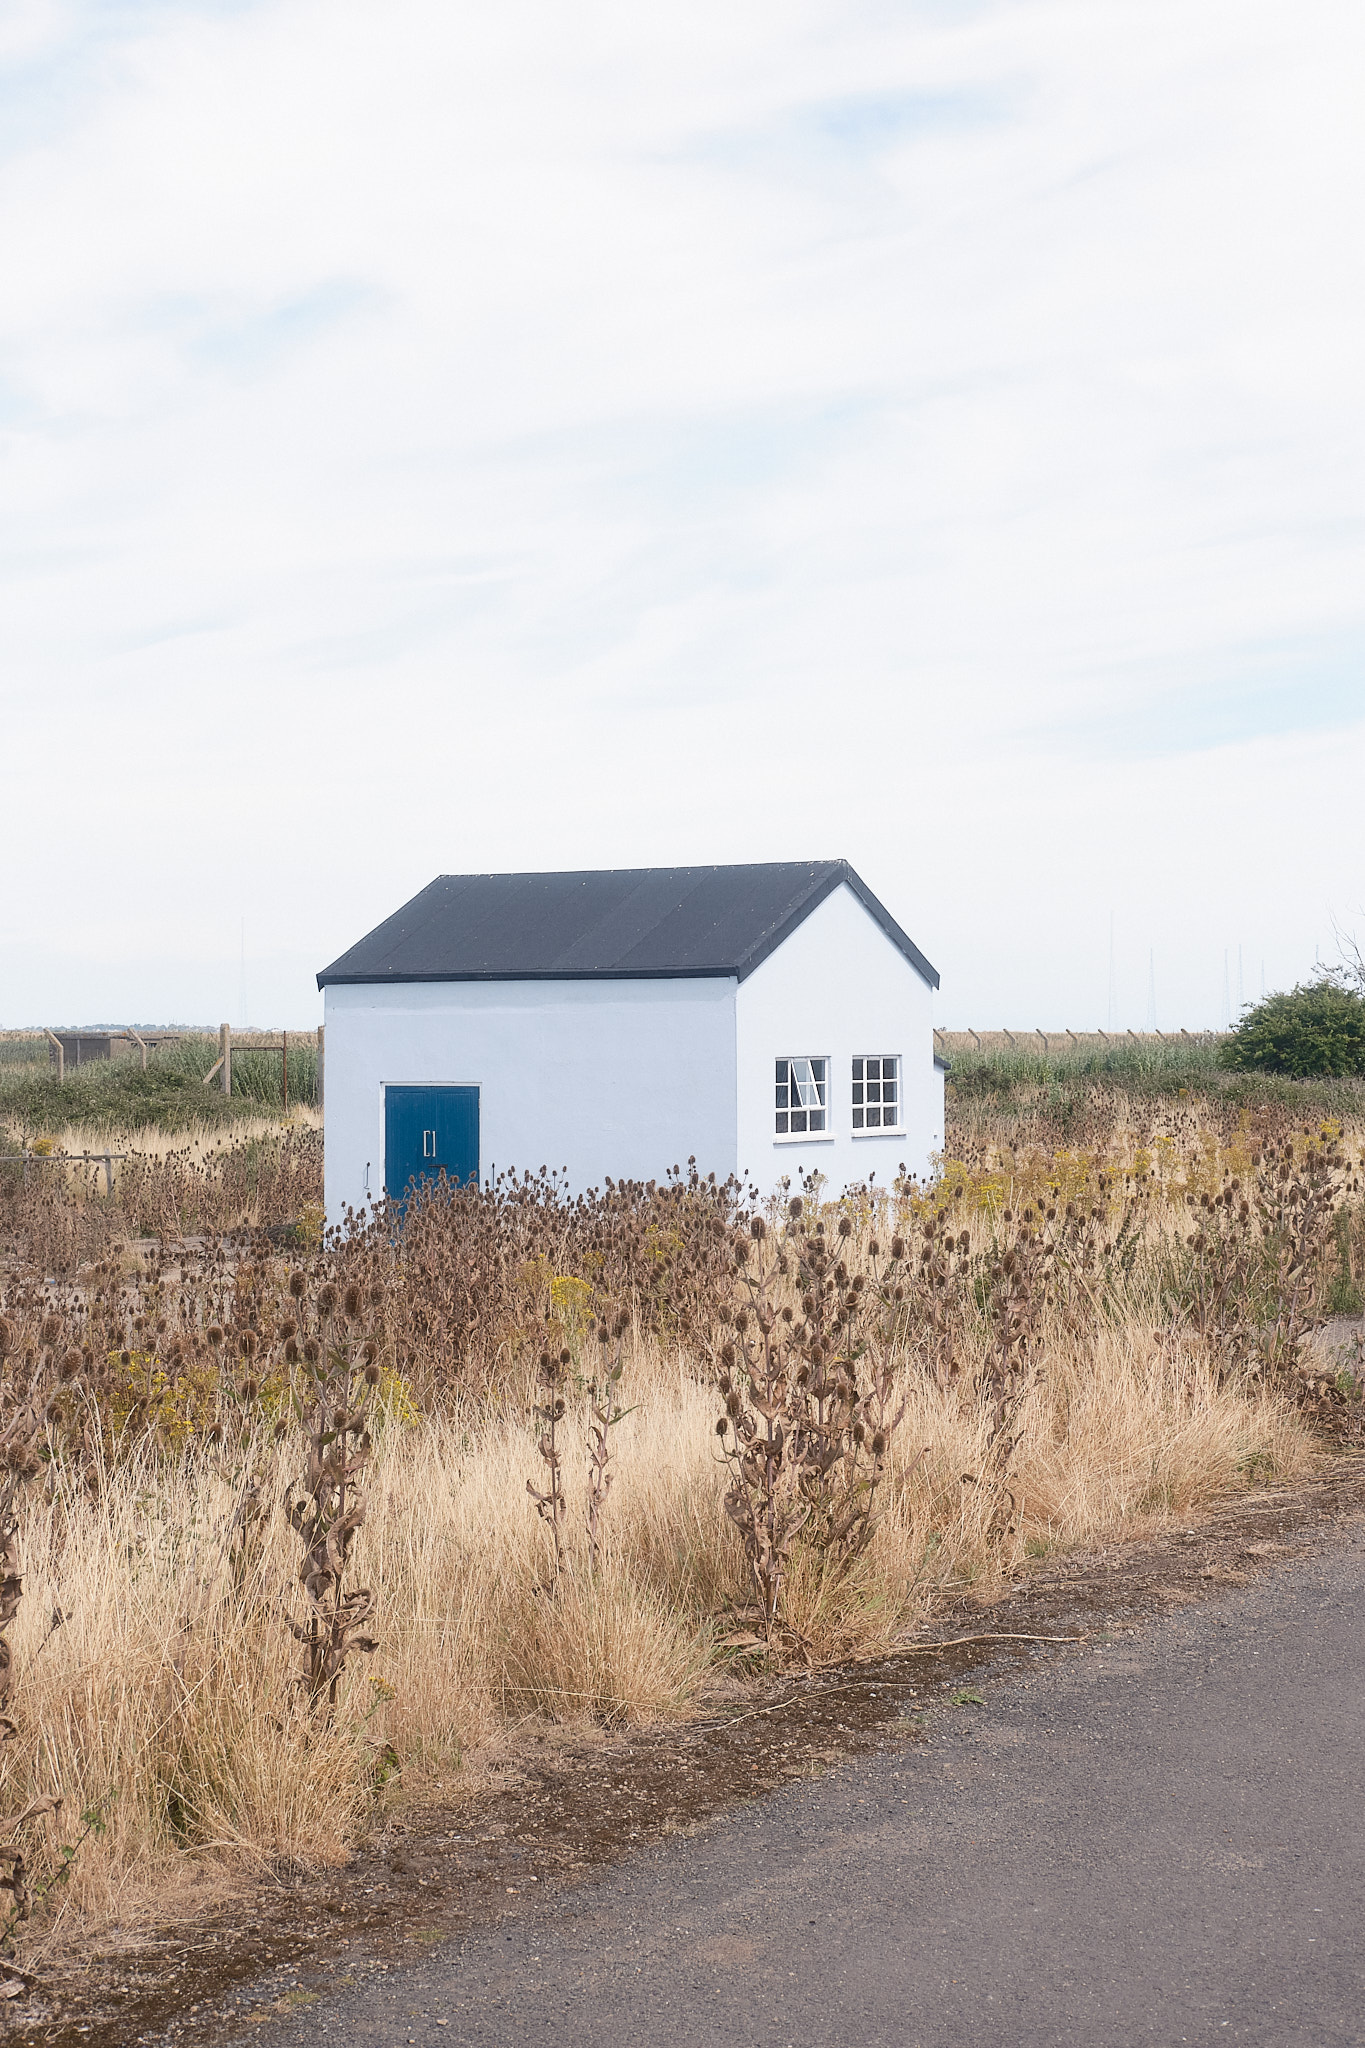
[1065,1029,1078,1046]
[127,1030,148,1072]
[1002,1028,1016,1048]
[45,1031,64,1084]
[102,1153,114,1197]
[220,1022,232,1098]
[967,1028,980,1051]
[317,1025,324,1114]
[282,1030,289,1115]
[1036,1030,1048,1052]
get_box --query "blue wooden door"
[384,1086,479,1204]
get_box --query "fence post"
[45,1031,64,1084]
[317,1025,324,1114]
[220,1022,232,1098]
[282,1030,288,1115]
[128,1030,148,1072]
[1036,1030,1048,1051]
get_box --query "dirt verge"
[10,1454,1365,2047]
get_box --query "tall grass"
[0,1034,319,1140]
[0,1088,1358,1960]
[3,1317,1314,1948]
[943,1039,1365,1153]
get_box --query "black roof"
[317,861,938,990]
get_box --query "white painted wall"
[323,976,738,1221]
[734,881,940,1195]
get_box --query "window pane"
[852,1058,863,1081]
[811,1059,826,1085]
[867,1058,880,1082]
[776,1111,788,1134]
[868,1105,881,1127]
[810,1109,825,1131]
[852,1081,863,1105]
[775,1059,788,1085]
[853,1107,864,1128]
[792,1109,808,1132]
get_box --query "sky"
[1,0,1363,1031]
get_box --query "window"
[852,1055,900,1130]
[775,1057,827,1136]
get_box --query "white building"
[317,861,943,1220]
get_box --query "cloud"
[0,0,1362,1029]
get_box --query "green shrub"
[1220,983,1365,1078]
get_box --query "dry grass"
[1,1309,1316,1955]
[0,1085,1356,1960]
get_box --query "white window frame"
[851,1053,903,1136]
[774,1055,832,1143]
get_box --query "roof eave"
[317,967,743,990]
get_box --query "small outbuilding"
[317,860,942,1219]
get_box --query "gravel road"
[224,1524,1365,2048]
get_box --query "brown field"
[0,1069,1361,1962]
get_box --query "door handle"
[423,1129,437,1159]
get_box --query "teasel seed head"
[343,1283,362,1319]
[289,1270,307,1300]
[364,1363,381,1387]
